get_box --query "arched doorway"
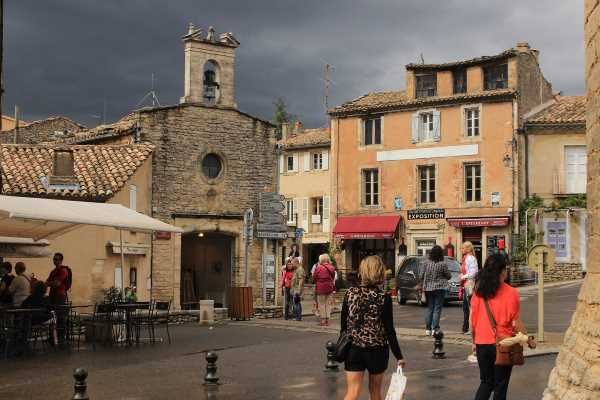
[181,232,233,309]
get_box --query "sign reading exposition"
[407,208,445,220]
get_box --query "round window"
[202,153,222,179]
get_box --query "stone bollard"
[204,351,220,385]
[324,341,339,371]
[72,368,89,400]
[432,329,446,359]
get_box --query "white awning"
[0,195,183,240]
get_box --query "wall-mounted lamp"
[197,232,204,238]
[502,154,512,168]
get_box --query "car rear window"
[446,259,460,272]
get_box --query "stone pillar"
[543,2,600,398]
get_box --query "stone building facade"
[543,2,600,398]
[65,25,277,309]
[0,116,84,144]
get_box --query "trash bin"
[199,300,215,325]
[230,287,253,320]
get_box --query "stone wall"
[0,116,84,144]
[543,1,600,398]
[136,104,276,307]
[544,263,584,282]
[517,50,554,123]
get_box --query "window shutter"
[433,110,441,141]
[411,113,419,143]
[322,151,329,170]
[279,155,284,174]
[292,153,298,171]
[129,185,137,211]
[301,198,309,230]
[292,198,298,224]
[303,152,311,171]
[322,196,330,233]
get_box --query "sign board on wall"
[491,192,501,207]
[407,208,445,220]
[544,220,568,259]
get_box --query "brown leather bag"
[484,299,524,366]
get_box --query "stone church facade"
[65,25,277,309]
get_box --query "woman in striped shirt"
[419,245,451,336]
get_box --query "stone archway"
[543,3,600,398]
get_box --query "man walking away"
[291,258,305,321]
[46,253,70,345]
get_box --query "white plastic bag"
[385,366,407,400]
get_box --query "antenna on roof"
[321,62,335,116]
[419,53,425,64]
[136,73,161,108]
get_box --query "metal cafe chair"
[154,300,172,344]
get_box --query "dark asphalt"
[392,281,581,334]
[1,321,557,399]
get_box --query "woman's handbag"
[483,300,524,366]
[334,330,351,362]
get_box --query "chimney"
[515,42,531,53]
[50,148,76,185]
[281,122,289,141]
[293,120,303,134]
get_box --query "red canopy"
[333,215,401,239]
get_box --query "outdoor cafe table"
[115,302,150,346]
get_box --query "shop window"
[465,163,482,202]
[362,169,379,206]
[419,165,436,204]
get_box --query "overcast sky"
[4,0,584,128]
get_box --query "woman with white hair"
[461,241,478,334]
[312,253,336,326]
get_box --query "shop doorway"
[351,239,396,273]
[305,243,329,275]
[462,227,483,269]
[181,232,233,309]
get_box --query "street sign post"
[256,223,287,232]
[256,231,288,239]
[528,244,555,343]
[258,192,287,305]
[243,208,254,286]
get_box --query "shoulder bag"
[334,330,351,362]
[483,299,524,366]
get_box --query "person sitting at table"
[22,281,51,325]
[0,261,15,304]
[9,262,32,307]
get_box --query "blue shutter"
[433,110,441,141]
[411,113,419,143]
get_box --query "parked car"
[396,256,462,305]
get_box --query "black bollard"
[72,368,89,400]
[324,341,339,371]
[432,329,446,359]
[205,383,219,400]
[204,351,220,385]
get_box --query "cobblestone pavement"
[1,322,556,399]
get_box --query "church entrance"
[181,232,233,309]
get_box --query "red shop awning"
[447,217,510,228]
[333,215,401,239]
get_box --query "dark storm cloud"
[4,0,584,128]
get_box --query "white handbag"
[385,366,407,400]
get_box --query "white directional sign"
[259,202,285,213]
[256,231,288,239]
[258,213,285,224]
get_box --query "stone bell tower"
[180,24,240,108]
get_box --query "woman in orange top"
[470,254,534,400]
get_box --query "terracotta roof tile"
[0,143,153,201]
[329,88,516,116]
[406,49,517,70]
[277,127,330,149]
[54,113,138,144]
[526,96,586,125]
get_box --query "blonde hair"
[462,241,475,255]
[358,255,385,286]
[292,258,301,267]
[318,253,331,264]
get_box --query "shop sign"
[154,231,171,240]
[447,217,509,228]
[407,208,445,220]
